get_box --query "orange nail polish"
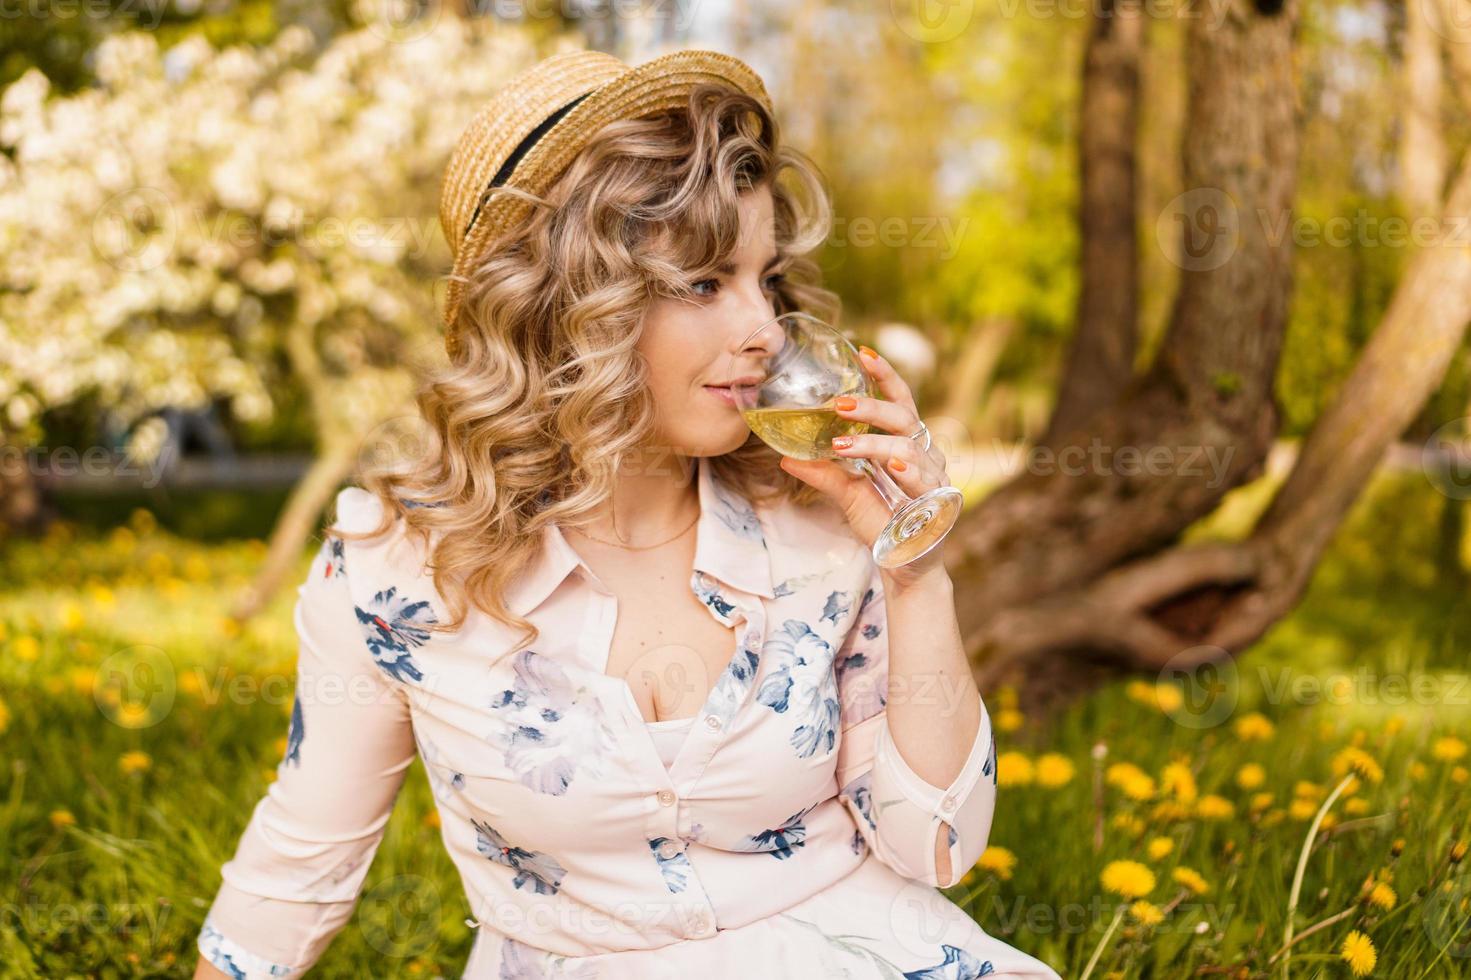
[890,458,907,472]
[859,345,879,361]
[834,396,857,412]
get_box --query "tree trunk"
[1401,0,1448,212]
[964,2,1471,713]
[0,431,46,538]
[1042,0,1146,444]
[939,317,1015,432]
[950,0,1300,654]
[229,441,358,621]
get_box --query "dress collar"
[503,455,776,617]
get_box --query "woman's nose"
[732,286,781,352]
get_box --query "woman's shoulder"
[319,485,442,593]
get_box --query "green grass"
[1,471,1469,977]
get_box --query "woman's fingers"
[829,433,944,494]
[833,390,917,438]
[856,346,919,417]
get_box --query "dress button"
[658,838,682,859]
[704,715,721,731]
[657,789,676,806]
[941,794,956,812]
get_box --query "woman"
[193,48,1060,980]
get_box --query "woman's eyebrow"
[715,253,784,275]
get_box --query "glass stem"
[838,456,911,512]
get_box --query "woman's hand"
[778,345,953,588]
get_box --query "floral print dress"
[196,455,1061,980]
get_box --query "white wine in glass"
[727,312,964,568]
[739,402,871,461]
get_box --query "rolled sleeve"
[197,527,418,974]
[834,554,998,888]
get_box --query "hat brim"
[443,49,773,349]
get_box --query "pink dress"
[196,455,1061,979]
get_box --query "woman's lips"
[704,385,736,406]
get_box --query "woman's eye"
[691,279,719,297]
[763,272,786,291]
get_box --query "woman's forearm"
[878,566,983,885]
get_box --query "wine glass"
[725,311,964,568]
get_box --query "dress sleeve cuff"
[198,915,303,978]
[873,699,993,819]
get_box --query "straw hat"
[438,48,775,356]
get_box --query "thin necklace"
[569,507,700,550]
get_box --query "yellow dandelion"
[1106,762,1146,787]
[1146,837,1174,861]
[1321,813,1340,831]
[1293,780,1324,800]
[1249,792,1274,813]
[1367,882,1396,911]
[1149,800,1192,824]
[994,708,1023,733]
[60,601,85,632]
[1101,860,1156,900]
[14,635,40,661]
[1382,716,1404,738]
[1171,866,1210,895]
[119,751,152,776]
[1409,762,1427,781]
[1331,746,1384,784]
[1035,753,1075,788]
[996,752,1034,787]
[1339,930,1376,976]
[1196,795,1235,820]
[1124,680,1156,708]
[69,666,97,697]
[1160,761,1197,804]
[1288,798,1318,821]
[1449,840,1466,864]
[1235,763,1265,790]
[87,583,117,610]
[1128,900,1163,925]
[1122,773,1156,801]
[1345,798,1370,816]
[49,809,76,829]
[422,809,441,830]
[979,846,1017,880]
[1432,736,1467,762]
[1111,813,1145,838]
[1453,767,1469,785]
[1233,712,1275,741]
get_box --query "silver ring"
[906,420,932,453]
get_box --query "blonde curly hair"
[332,82,839,654]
